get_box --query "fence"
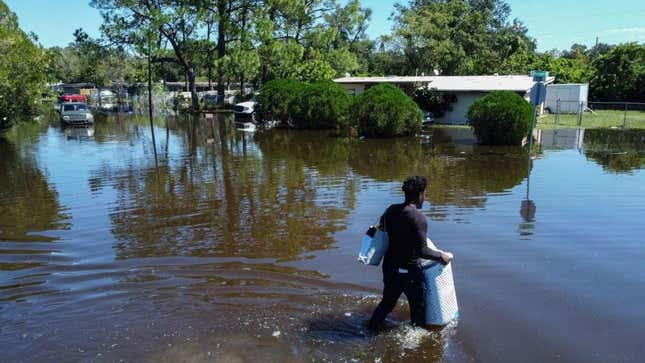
[540,100,645,129]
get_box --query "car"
[60,102,94,125]
[233,101,257,123]
[422,110,435,126]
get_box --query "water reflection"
[583,129,645,173]
[90,116,358,260]
[255,129,531,221]
[349,135,531,218]
[519,151,537,236]
[3,115,645,362]
[0,137,69,303]
[0,139,69,244]
[63,125,95,141]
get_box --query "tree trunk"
[207,21,214,91]
[188,67,199,112]
[184,69,189,91]
[216,0,227,106]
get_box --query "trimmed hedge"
[256,79,306,124]
[467,91,533,145]
[353,83,423,138]
[295,80,353,129]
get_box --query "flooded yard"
[1,113,644,362]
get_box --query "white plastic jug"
[358,228,389,266]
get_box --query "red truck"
[59,94,87,103]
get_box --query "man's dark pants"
[368,268,427,329]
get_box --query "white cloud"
[603,27,645,35]
[601,27,645,42]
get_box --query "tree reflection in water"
[583,129,645,173]
[0,134,69,276]
[92,115,358,260]
[347,129,531,220]
[89,118,536,260]
[0,135,69,244]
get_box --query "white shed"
[544,84,589,114]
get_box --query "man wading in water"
[368,176,453,330]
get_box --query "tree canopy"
[1,0,644,129]
[0,0,49,131]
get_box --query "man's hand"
[440,251,453,264]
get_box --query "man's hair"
[402,176,427,201]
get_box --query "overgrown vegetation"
[295,80,353,129]
[353,84,422,138]
[258,81,422,137]
[255,79,306,124]
[257,79,354,131]
[467,91,533,145]
[0,1,48,131]
[590,44,645,102]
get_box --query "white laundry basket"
[422,238,459,326]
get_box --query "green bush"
[353,83,422,138]
[256,79,306,124]
[295,80,353,129]
[466,91,533,145]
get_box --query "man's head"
[402,175,427,208]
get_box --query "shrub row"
[257,79,422,137]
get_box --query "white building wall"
[435,92,485,124]
[337,83,365,96]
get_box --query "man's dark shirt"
[381,203,442,274]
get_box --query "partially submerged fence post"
[555,99,560,125]
[578,102,583,126]
[623,103,628,128]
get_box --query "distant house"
[334,75,555,124]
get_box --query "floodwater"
[1,113,644,362]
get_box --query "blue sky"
[5,0,645,51]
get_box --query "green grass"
[537,110,645,129]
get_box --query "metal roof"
[333,75,555,92]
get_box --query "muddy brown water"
[1,114,644,362]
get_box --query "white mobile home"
[334,75,555,124]
[544,83,589,114]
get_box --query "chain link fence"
[539,100,645,129]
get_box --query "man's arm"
[413,215,443,262]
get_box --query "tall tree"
[590,43,645,102]
[92,0,203,111]
[390,0,535,75]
